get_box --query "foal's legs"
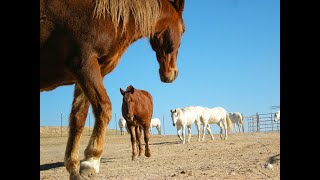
[67,56,112,179]
[136,126,143,157]
[128,125,138,160]
[143,125,151,157]
[65,85,90,178]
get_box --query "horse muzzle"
[173,123,176,127]
[127,114,134,121]
[159,68,178,83]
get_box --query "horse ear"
[169,0,185,13]
[120,88,125,96]
[128,85,135,94]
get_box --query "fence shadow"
[40,162,64,171]
[149,141,181,146]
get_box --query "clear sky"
[40,0,280,135]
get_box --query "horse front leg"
[128,125,138,160]
[69,56,112,179]
[143,125,151,157]
[187,125,192,143]
[182,125,186,144]
[65,84,90,179]
[177,128,183,141]
[136,126,143,157]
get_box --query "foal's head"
[170,108,179,126]
[150,0,185,83]
[120,85,136,121]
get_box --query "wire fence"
[40,112,168,137]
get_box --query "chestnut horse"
[40,0,185,179]
[120,85,153,160]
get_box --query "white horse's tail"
[226,112,232,133]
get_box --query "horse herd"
[118,84,250,162]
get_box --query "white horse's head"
[170,108,179,126]
[274,111,280,122]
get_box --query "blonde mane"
[93,0,162,36]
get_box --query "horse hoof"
[145,151,151,157]
[132,156,138,161]
[79,166,97,179]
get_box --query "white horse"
[229,112,244,133]
[199,107,232,141]
[170,106,202,144]
[274,111,280,122]
[149,118,161,135]
[118,117,128,135]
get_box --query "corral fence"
[245,112,280,133]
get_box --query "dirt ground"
[40,128,280,180]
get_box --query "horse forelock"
[93,0,162,37]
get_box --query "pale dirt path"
[40,131,280,180]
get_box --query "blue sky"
[40,0,280,135]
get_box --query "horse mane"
[93,0,162,36]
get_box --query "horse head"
[120,85,136,121]
[150,0,185,83]
[170,108,179,126]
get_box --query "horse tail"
[226,112,232,133]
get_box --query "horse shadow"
[40,158,115,171]
[268,154,280,164]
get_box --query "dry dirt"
[40,128,280,180]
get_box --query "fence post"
[61,113,62,137]
[163,114,165,135]
[256,112,260,132]
[115,113,117,135]
[271,113,273,132]
[247,117,250,132]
